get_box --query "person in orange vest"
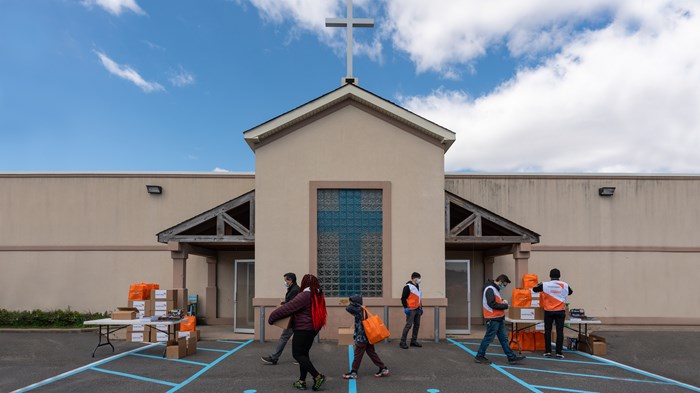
[533,268,573,359]
[399,272,423,349]
[474,274,526,364]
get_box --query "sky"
[1,0,699,174]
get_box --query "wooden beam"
[449,213,477,236]
[446,236,532,244]
[169,235,255,243]
[221,212,251,237]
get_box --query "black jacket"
[345,294,368,344]
[284,283,300,304]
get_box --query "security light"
[598,187,615,197]
[146,185,162,195]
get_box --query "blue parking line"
[216,340,248,344]
[347,344,357,393]
[130,352,209,366]
[501,365,672,385]
[13,343,160,392]
[448,338,542,393]
[531,385,598,393]
[197,347,230,353]
[166,339,253,393]
[91,366,178,387]
[574,351,700,392]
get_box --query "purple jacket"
[269,290,314,331]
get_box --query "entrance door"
[445,260,471,334]
[234,259,255,333]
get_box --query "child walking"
[342,295,389,379]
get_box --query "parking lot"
[2,328,699,392]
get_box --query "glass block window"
[317,189,383,298]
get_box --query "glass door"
[234,259,255,333]
[445,260,471,334]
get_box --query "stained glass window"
[317,189,383,297]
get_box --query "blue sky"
[1,0,699,173]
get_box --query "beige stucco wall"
[0,173,255,313]
[254,102,447,301]
[446,174,700,323]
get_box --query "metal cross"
[325,0,374,80]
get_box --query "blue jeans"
[476,318,516,359]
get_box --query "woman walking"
[269,274,327,391]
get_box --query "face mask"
[284,282,290,288]
[415,278,421,285]
[498,284,506,291]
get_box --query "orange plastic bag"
[522,274,538,289]
[534,332,545,350]
[128,283,160,300]
[511,288,532,307]
[508,331,521,350]
[361,306,390,344]
[181,315,196,332]
[520,332,535,351]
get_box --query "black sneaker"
[293,380,307,390]
[374,367,390,377]
[508,355,526,363]
[410,341,423,347]
[342,371,357,380]
[312,374,325,391]
[399,342,409,349]
[555,353,565,359]
[261,356,277,365]
[543,352,552,358]
[474,355,492,364]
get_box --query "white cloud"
[169,66,195,87]
[213,167,230,173]
[401,1,700,173]
[82,0,145,16]
[94,51,164,93]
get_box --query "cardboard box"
[127,324,146,332]
[128,300,151,318]
[186,336,197,355]
[178,330,199,341]
[151,300,176,314]
[149,324,172,343]
[112,307,138,320]
[152,289,177,301]
[166,337,187,359]
[508,306,545,320]
[578,334,606,355]
[338,327,354,346]
[272,316,292,330]
[127,332,146,342]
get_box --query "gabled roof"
[157,190,254,247]
[243,83,456,152]
[445,191,540,247]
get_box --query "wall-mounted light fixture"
[146,185,162,195]
[598,187,615,197]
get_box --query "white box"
[520,308,536,320]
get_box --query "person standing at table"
[474,274,526,364]
[399,272,423,349]
[262,272,300,365]
[533,268,573,359]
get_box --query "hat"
[550,268,561,279]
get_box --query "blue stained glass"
[317,189,382,297]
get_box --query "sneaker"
[399,342,409,349]
[293,380,307,390]
[474,355,492,364]
[342,371,357,380]
[312,374,325,391]
[261,356,278,365]
[374,367,390,377]
[508,355,526,363]
[543,352,552,358]
[410,341,423,347]
[555,353,565,359]
[293,361,299,365]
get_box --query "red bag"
[511,288,532,307]
[181,315,196,332]
[361,306,390,344]
[522,274,538,289]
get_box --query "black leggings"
[292,330,319,381]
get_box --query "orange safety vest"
[482,286,506,319]
[406,283,422,309]
[540,280,569,311]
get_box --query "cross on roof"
[325,0,374,83]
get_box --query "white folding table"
[83,318,186,357]
[505,317,601,353]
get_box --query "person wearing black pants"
[399,272,423,349]
[292,330,320,382]
[533,268,573,359]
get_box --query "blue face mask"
[498,284,506,291]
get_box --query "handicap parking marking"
[12,339,254,393]
[448,338,700,393]
[12,342,161,393]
